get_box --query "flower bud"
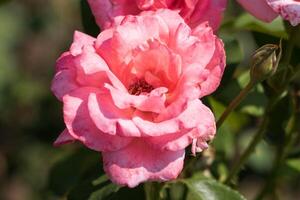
[250,43,282,82]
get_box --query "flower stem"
[224,94,283,185]
[223,25,299,186]
[223,111,269,184]
[255,92,299,200]
[253,26,300,198]
[144,182,164,200]
[216,80,256,128]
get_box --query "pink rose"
[237,0,300,26]
[52,9,225,187]
[87,0,227,30]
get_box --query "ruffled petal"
[87,0,140,29]
[102,139,185,187]
[166,64,205,107]
[51,69,78,101]
[73,47,111,88]
[184,0,227,30]
[199,36,226,97]
[167,23,226,103]
[267,0,300,26]
[171,22,216,71]
[96,13,169,79]
[73,45,129,92]
[51,53,78,100]
[87,91,142,137]
[105,84,167,113]
[70,31,96,56]
[63,87,132,151]
[132,41,182,87]
[132,99,212,136]
[53,129,75,147]
[147,100,216,151]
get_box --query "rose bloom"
[52,9,225,187]
[237,0,300,26]
[87,0,227,30]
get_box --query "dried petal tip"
[250,42,282,82]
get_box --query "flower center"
[128,79,154,95]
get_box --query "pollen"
[128,79,154,95]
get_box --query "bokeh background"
[0,0,299,200]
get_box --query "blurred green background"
[0,0,299,200]
[0,1,86,199]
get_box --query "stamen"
[128,79,154,95]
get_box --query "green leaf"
[144,182,165,200]
[110,185,145,200]
[67,175,121,200]
[265,95,292,145]
[209,97,248,158]
[67,173,145,200]
[181,175,246,200]
[48,148,99,196]
[223,36,244,64]
[234,13,288,38]
[238,130,275,172]
[167,183,187,200]
[286,159,300,172]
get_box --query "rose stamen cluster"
[128,79,155,95]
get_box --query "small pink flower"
[52,9,225,187]
[87,0,227,30]
[237,0,300,26]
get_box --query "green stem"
[255,94,298,200]
[253,26,300,199]
[281,25,300,65]
[217,80,257,128]
[224,25,299,185]
[144,182,165,200]
[255,122,297,200]
[224,112,270,184]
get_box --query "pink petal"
[96,13,169,79]
[88,0,226,30]
[51,69,78,101]
[51,53,78,100]
[53,129,75,147]
[267,0,300,26]
[237,0,278,22]
[132,41,182,86]
[73,47,111,88]
[87,0,140,29]
[184,0,227,30]
[199,36,226,98]
[87,91,142,137]
[166,64,205,106]
[132,99,213,137]
[63,87,132,151]
[167,24,226,103]
[171,22,216,71]
[105,84,167,113]
[70,31,96,56]
[147,100,216,151]
[102,139,185,187]
[148,9,185,37]
[132,116,180,136]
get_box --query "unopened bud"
[250,43,282,82]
